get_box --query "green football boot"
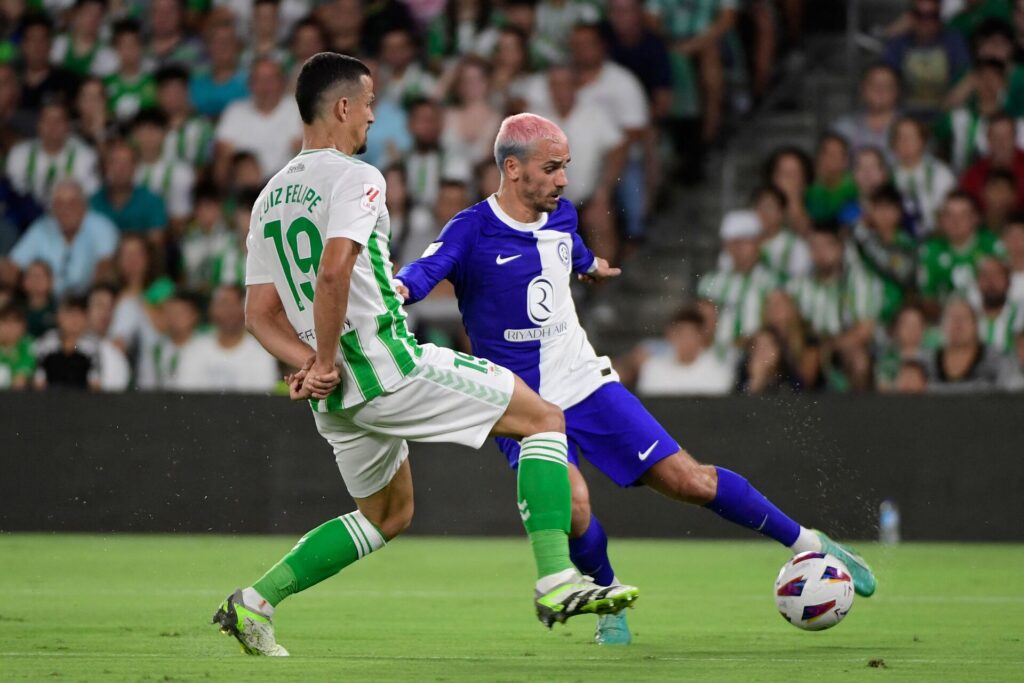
[595,610,632,645]
[535,575,639,628]
[815,531,877,597]
[212,589,289,656]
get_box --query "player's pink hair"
[493,113,568,172]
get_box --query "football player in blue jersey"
[395,113,876,645]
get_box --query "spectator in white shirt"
[5,99,99,205]
[562,23,652,252]
[543,63,627,260]
[1004,218,1024,306]
[174,284,278,393]
[892,115,956,237]
[85,282,130,391]
[130,108,195,229]
[637,308,735,396]
[213,59,302,186]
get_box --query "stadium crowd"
[1,0,1021,397]
[624,0,1024,396]
[0,0,799,393]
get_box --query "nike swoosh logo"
[496,254,522,265]
[638,440,659,461]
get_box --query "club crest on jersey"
[361,184,381,214]
[558,241,570,269]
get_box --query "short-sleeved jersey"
[785,252,885,338]
[918,230,1004,300]
[0,336,35,388]
[395,196,617,410]
[245,148,420,411]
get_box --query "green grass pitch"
[1,535,1022,681]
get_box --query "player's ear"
[334,96,348,122]
[503,156,519,181]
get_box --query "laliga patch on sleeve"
[361,184,381,214]
[421,241,443,257]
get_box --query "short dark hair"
[985,168,1017,189]
[21,13,53,37]
[132,107,168,130]
[817,131,849,155]
[893,115,929,145]
[810,218,843,237]
[155,65,190,87]
[112,17,143,41]
[193,181,222,204]
[988,110,1017,130]
[945,189,980,212]
[862,62,900,86]
[869,183,904,208]
[973,17,1014,50]
[751,184,787,209]
[87,282,118,303]
[671,307,705,328]
[295,52,371,124]
[1005,211,1024,229]
[405,95,440,116]
[0,301,26,322]
[168,290,203,312]
[59,295,88,312]
[290,16,330,49]
[898,359,928,379]
[764,146,813,187]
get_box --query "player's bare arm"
[245,283,336,400]
[305,236,361,396]
[245,283,316,369]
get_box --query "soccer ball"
[774,551,854,631]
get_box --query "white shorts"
[313,343,516,499]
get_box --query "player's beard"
[355,143,367,155]
[524,173,559,213]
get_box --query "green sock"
[517,432,573,579]
[252,511,386,607]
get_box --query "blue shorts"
[496,382,680,487]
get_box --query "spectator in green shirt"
[89,139,168,242]
[105,19,156,123]
[919,190,1005,305]
[0,301,34,390]
[948,0,1011,42]
[851,184,918,324]
[805,133,858,224]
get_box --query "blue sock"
[568,515,617,586]
[706,467,801,547]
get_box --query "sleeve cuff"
[587,257,599,274]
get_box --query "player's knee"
[531,400,565,435]
[378,500,415,540]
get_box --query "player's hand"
[578,257,622,284]
[303,361,341,399]
[392,278,409,302]
[285,356,316,401]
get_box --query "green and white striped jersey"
[245,148,420,411]
[697,263,779,347]
[978,302,1024,354]
[785,252,885,338]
